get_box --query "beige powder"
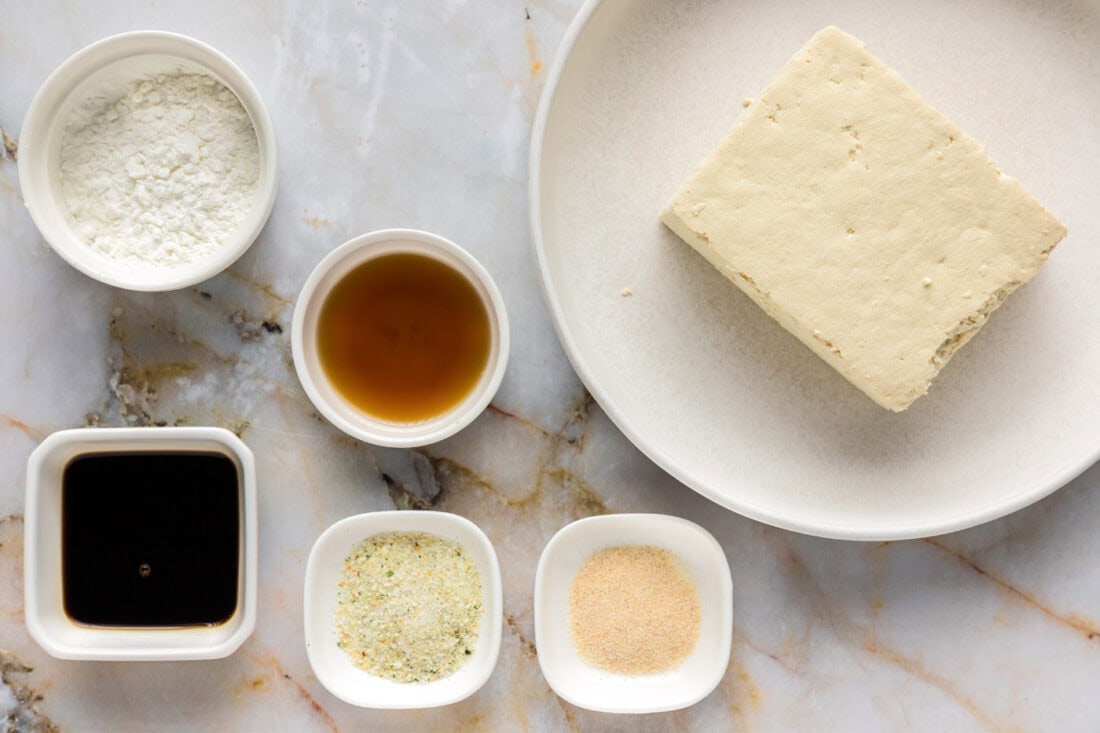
[569,545,701,675]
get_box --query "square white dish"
[24,427,258,661]
[534,513,732,714]
[303,510,502,709]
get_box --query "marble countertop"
[2,1,1099,730]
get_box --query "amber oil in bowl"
[291,229,510,448]
[316,253,491,423]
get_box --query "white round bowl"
[18,31,279,291]
[292,229,510,448]
[303,511,503,708]
[534,514,733,714]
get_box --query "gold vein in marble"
[1,414,45,441]
[0,645,58,732]
[924,538,1100,641]
[0,126,16,161]
[99,291,299,433]
[244,650,338,733]
[223,267,293,307]
[759,532,1010,730]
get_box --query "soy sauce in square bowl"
[61,451,241,627]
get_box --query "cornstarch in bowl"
[18,31,279,291]
[59,72,259,267]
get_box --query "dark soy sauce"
[62,451,241,627]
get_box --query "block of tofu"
[660,26,1066,411]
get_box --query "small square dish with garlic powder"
[661,26,1066,411]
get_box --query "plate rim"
[527,0,1100,540]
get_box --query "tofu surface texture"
[660,26,1066,411]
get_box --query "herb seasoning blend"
[334,531,483,683]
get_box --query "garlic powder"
[59,72,260,267]
[569,545,700,675]
[334,531,482,683]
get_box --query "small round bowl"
[292,228,510,448]
[24,427,258,661]
[304,511,503,708]
[534,514,733,714]
[18,31,279,291]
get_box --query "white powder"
[59,72,260,267]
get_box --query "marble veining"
[1,1,1100,731]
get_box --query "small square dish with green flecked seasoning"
[304,510,502,709]
[333,531,482,684]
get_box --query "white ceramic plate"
[530,0,1100,539]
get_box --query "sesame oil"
[316,253,491,423]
